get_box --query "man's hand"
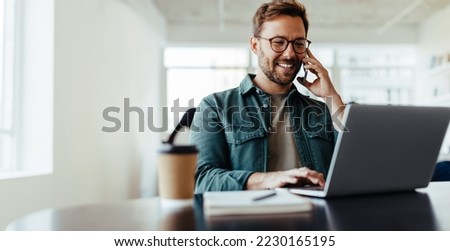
[297,49,337,98]
[297,48,345,126]
[246,167,325,190]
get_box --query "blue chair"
[432,161,450,181]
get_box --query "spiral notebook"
[203,189,312,216]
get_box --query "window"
[164,47,254,129]
[337,45,416,105]
[0,0,54,179]
[0,0,17,174]
[165,47,252,106]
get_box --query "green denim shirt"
[190,74,336,194]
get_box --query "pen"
[252,191,277,201]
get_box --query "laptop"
[289,104,450,197]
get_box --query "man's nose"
[282,42,296,58]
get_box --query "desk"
[6,182,450,231]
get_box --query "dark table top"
[6,182,450,231]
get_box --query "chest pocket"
[223,124,267,172]
[305,129,334,143]
[224,125,266,145]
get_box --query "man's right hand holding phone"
[297,49,346,124]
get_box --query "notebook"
[289,104,450,198]
[203,189,312,216]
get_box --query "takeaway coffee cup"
[157,144,198,207]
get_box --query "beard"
[258,48,300,86]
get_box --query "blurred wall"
[417,4,450,157]
[0,0,166,229]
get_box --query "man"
[190,0,345,193]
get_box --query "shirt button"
[256,90,261,94]
[268,126,272,132]
[262,103,268,108]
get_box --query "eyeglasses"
[255,36,311,54]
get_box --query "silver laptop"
[289,104,450,197]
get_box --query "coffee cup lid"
[159,143,198,154]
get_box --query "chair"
[167,107,197,144]
[432,161,450,181]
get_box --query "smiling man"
[190,0,345,193]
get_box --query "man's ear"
[250,36,259,54]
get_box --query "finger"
[310,176,325,187]
[306,48,317,60]
[290,167,318,178]
[275,171,301,186]
[296,76,312,87]
[302,56,318,66]
[303,63,317,71]
[303,51,323,68]
[297,77,313,90]
[287,167,309,174]
[304,62,325,75]
[310,173,325,187]
[286,176,299,184]
[294,168,326,187]
[293,167,312,177]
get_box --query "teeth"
[278,63,293,68]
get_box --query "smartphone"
[298,61,308,85]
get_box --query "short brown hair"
[252,0,309,37]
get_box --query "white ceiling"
[152,0,450,44]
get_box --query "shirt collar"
[239,73,300,96]
[239,74,257,95]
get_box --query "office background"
[1,0,450,229]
